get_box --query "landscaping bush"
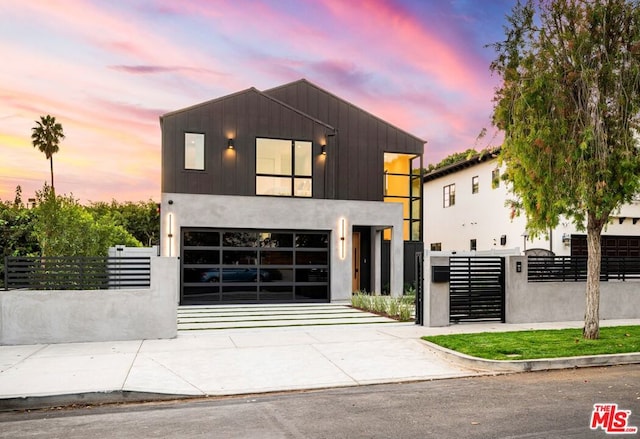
[351,291,415,322]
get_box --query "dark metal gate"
[449,256,505,323]
[414,252,423,325]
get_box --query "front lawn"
[422,326,640,360]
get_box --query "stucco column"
[423,255,450,326]
[390,227,403,297]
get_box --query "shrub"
[351,291,415,322]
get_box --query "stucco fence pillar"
[422,256,450,326]
[0,257,179,345]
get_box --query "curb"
[0,391,201,412]
[420,339,640,373]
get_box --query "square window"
[256,139,292,175]
[185,133,204,170]
[294,178,312,197]
[256,138,312,197]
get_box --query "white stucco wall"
[506,256,640,323]
[161,193,405,300]
[0,257,178,345]
[424,158,640,255]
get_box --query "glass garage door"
[181,229,330,304]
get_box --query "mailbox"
[432,266,450,283]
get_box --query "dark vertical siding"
[162,81,424,202]
[265,80,424,202]
[161,89,332,198]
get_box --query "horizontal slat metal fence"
[449,256,505,323]
[528,256,640,282]
[4,256,151,290]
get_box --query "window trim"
[184,132,205,171]
[443,183,455,208]
[255,138,313,198]
[383,152,423,242]
[472,175,479,194]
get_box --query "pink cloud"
[319,0,490,98]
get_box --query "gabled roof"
[160,87,256,120]
[160,86,336,131]
[264,79,427,144]
[423,147,502,182]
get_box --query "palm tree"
[31,115,65,193]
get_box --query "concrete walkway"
[1,318,639,410]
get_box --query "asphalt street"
[1,364,638,439]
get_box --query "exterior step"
[177,304,400,331]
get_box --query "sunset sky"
[1,0,513,203]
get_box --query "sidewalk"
[1,319,639,410]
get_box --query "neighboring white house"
[423,150,640,256]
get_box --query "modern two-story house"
[160,79,424,305]
[423,149,640,256]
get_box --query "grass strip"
[422,326,640,360]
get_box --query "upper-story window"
[443,183,455,208]
[472,175,479,194]
[492,168,500,189]
[185,133,205,170]
[256,138,312,197]
[383,153,422,241]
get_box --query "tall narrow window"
[185,133,205,170]
[492,168,500,189]
[256,138,312,197]
[472,176,479,194]
[383,153,423,241]
[443,183,455,208]
[470,239,477,251]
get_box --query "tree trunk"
[50,156,55,194]
[583,214,604,339]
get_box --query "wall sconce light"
[227,138,235,149]
[167,213,175,257]
[562,233,571,246]
[321,144,326,155]
[339,218,346,259]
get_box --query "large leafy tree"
[33,185,141,257]
[491,0,640,339]
[87,200,160,246]
[31,115,65,193]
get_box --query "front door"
[352,231,361,292]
